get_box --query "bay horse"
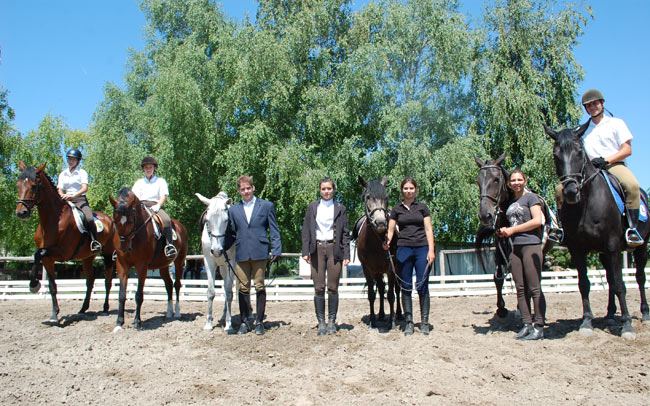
[474,153,512,318]
[196,192,236,333]
[15,162,116,322]
[354,176,401,329]
[109,187,188,331]
[544,122,649,339]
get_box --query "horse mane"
[115,187,134,214]
[364,179,388,200]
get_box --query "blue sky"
[1,0,648,189]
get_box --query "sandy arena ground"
[1,289,649,405]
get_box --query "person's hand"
[270,255,280,263]
[151,204,161,213]
[591,157,608,169]
[498,227,512,238]
[301,255,310,265]
[342,259,350,267]
[382,240,390,251]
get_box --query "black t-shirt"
[506,192,542,245]
[389,200,431,247]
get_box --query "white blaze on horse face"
[206,198,229,255]
[120,216,127,226]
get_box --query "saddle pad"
[603,173,647,222]
[68,202,103,233]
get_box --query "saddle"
[602,171,648,222]
[68,202,104,234]
[142,205,177,240]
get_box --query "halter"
[478,164,507,230]
[115,203,153,252]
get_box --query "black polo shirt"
[389,200,431,247]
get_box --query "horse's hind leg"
[221,263,235,333]
[160,266,175,318]
[602,253,635,339]
[204,258,216,330]
[79,257,96,314]
[633,246,649,321]
[387,279,396,330]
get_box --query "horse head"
[196,191,232,257]
[15,162,48,219]
[110,187,143,251]
[359,175,389,234]
[544,121,591,205]
[474,152,508,228]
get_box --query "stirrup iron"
[164,244,178,258]
[625,228,644,248]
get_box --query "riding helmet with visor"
[141,156,158,169]
[66,148,82,160]
[581,89,604,105]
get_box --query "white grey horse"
[196,192,236,333]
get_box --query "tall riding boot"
[255,290,267,335]
[314,296,326,336]
[402,292,414,336]
[418,290,431,335]
[626,209,644,248]
[237,290,251,334]
[327,293,339,335]
[163,227,177,257]
[244,293,253,325]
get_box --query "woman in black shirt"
[497,170,546,340]
[383,177,435,335]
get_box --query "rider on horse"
[132,156,178,258]
[57,148,102,252]
[554,89,643,248]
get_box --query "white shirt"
[57,167,88,195]
[243,196,257,224]
[132,175,169,202]
[583,116,633,162]
[316,198,335,241]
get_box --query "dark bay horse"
[15,162,116,322]
[545,122,649,339]
[110,187,188,331]
[474,153,512,318]
[354,176,401,329]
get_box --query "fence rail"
[1,268,648,302]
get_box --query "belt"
[317,240,334,245]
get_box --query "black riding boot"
[314,296,326,336]
[255,290,267,335]
[402,292,414,336]
[238,290,251,334]
[418,290,431,335]
[327,293,339,335]
[163,227,177,258]
[626,209,644,248]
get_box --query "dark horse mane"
[19,165,62,203]
[115,187,134,215]
[362,179,388,200]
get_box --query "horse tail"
[475,225,494,274]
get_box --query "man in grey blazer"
[228,175,282,335]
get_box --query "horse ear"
[380,176,387,186]
[109,195,118,208]
[543,124,557,140]
[358,176,367,188]
[495,152,507,166]
[576,120,590,138]
[195,193,211,206]
[18,161,26,171]
[36,163,47,173]
[474,155,485,168]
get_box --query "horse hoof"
[622,330,636,340]
[579,327,594,337]
[112,326,122,333]
[29,281,42,293]
[203,323,213,331]
[496,308,509,319]
[604,316,617,326]
[642,314,650,322]
[174,312,181,319]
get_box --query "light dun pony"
[196,192,236,333]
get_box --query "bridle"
[115,202,152,252]
[204,205,229,249]
[556,142,600,197]
[478,165,506,230]
[16,175,43,215]
[363,193,389,231]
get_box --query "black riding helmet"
[581,89,604,105]
[141,156,158,169]
[66,148,82,160]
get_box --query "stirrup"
[164,244,178,258]
[90,240,102,252]
[547,227,564,243]
[625,228,644,248]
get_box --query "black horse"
[354,176,402,329]
[474,153,512,318]
[545,122,649,339]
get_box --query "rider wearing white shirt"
[57,148,101,252]
[132,157,177,257]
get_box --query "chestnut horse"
[354,176,401,329]
[110,187,188,331]
[15,162,116,322]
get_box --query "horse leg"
[133,269,146,330]
[204,258,216,330]
[159,266,175,318]
[79,257,96,314]
[173,258,184,318]
[366,278,376,328]
[600,253,618,323]
[42,257,59,323]
[29,248,46,293]
[494,267,508,318]
[602,253,635,339]
[222,263,234,333]
[101,251,115,314]
[114,260,128,332]
[387,279,396,330]
[377,277,386,322]
[633,246,649,321]
[572,251,594,335]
